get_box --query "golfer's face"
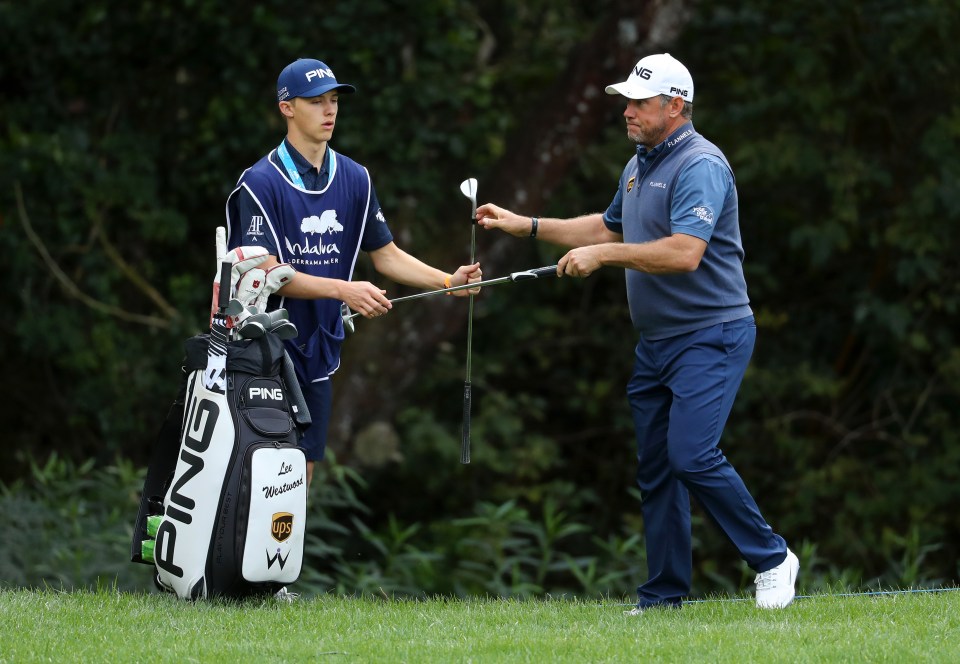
[624,97,667,148]
[290,92,339,143]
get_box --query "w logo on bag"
[271,512,294,542]
[266,547,289,570]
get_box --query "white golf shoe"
[755,549,799,609]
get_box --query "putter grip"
[461,381,471,464]
[281,349,312,429]
[218,260,232,311]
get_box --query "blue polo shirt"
[602,123,752,338]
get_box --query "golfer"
[476,53,798,611]
[226,58,481,485]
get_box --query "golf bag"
[131,331,311,600]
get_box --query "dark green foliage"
[2,453,946,598]
[0,454,146,590]
[682,0,960,586]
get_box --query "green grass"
[2,589,959,662]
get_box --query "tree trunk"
[330,0,692,461]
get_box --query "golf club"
[204,255,232,393]
[340,265,560,326]
[237,308,298,340]
[341,302,355,335]
[459,177,478,465]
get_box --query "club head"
[237,320,266,339]
[264,309,289,327]
[224,299,245,316]
[459,177,478,216]
[269,319,298,340]
[341,303,355,334]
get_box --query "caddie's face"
[284,91,340,143]
[623,96,669,149]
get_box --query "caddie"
[226,58,482,485]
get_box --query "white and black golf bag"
[131,330,311,600]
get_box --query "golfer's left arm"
[559,234,707,277]
[369,242,482,294]
[560,156,726,278]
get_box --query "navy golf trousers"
[627,316,787,608]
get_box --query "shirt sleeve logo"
[692,206,715,225]
[247,215,265,237]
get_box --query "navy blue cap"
[276,59,356,102]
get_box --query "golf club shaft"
[342,265,560,323]
[462,219,477,465]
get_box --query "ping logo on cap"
[305,67,334,82]
[606,53,694,102]
[277,58,356,102]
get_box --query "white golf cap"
[605,53,694,103]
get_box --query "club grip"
[461,381,471,464]
[529,265,560,279]
[218,260,232,311]
[511,265,559,281]
[281,349,312,430]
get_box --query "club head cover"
[223,246,270,276]
[234,268,266,307]
[252,263,296,312]
[226,246,269,299]
[209,245,269,325]
[216,227,227,266]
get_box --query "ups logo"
[271,512,294,543]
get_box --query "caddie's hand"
[449,262,483,297]
[476,203,530,238]
[340,281,392,318]
[558,246,603,278]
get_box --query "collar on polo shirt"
[277,137,330,189]
[636,122,696,166]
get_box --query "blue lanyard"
[276,141,306,189]
[277,141,337,190]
